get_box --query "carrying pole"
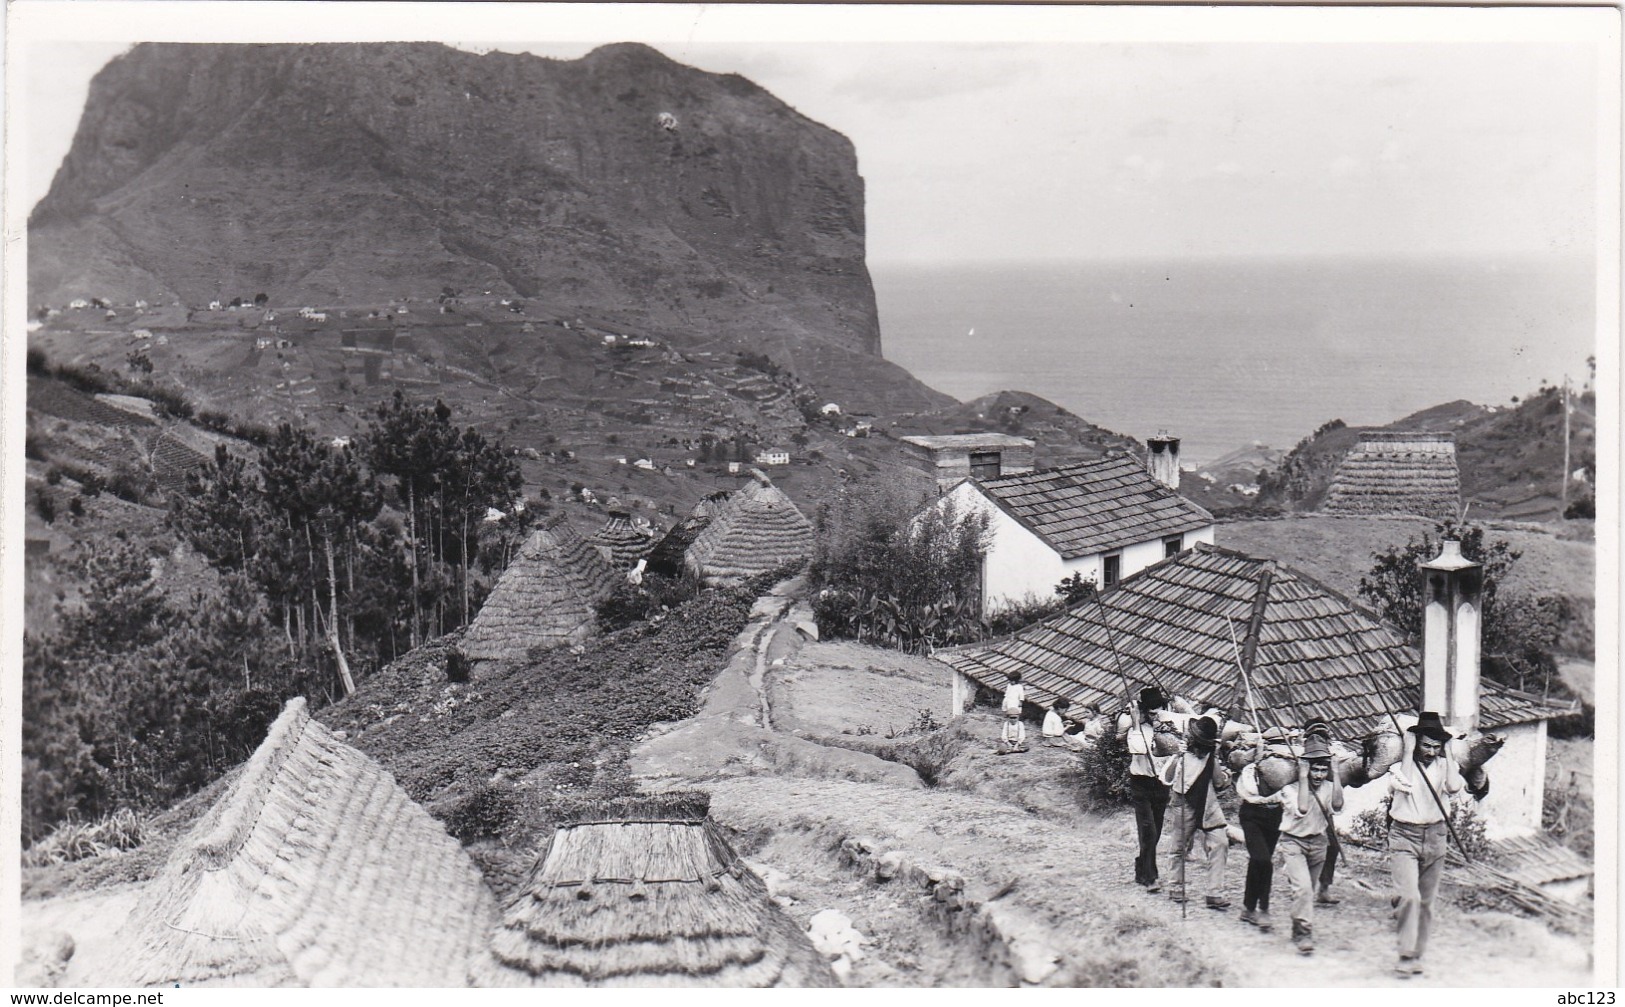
[1226,618,1266,765]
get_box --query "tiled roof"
[938,544,1571,736]
[974,454,1213,558]
[1491,834,1593,887]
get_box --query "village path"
[632,577,1596,988]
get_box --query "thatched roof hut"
[463,515,621,661]
[473,793,836,987]
[684,474,813,585]
[590,510,658,570]
[1322,431,1462,520]
[647,492,731,578]
[104,698,496,987]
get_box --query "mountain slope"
[30,42,893,367]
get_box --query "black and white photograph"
[4,1,1619,990]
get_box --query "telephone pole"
[1562,375,1571,512]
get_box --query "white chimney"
[1419,538,1483,735]
[1147,430,1181,490]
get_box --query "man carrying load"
[1377,711,1465,978]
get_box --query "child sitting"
[1042,697,1084,749]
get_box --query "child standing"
[1001,671,1027,751]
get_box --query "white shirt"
[1042,709,1066,737]
[1002,683,1026,714]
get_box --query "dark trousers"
[1320,825,1340,890]
[1239,802,1283,912]
[1128,775,1170,885]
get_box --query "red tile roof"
[938,544,1573,736]
[972,455,1212,559]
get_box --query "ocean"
[872,256,1597,466]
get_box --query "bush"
[1075,732,1133,810]
[438,781,522,842]
[810,477,989,652]
[34,490,57,524]
[985,594,1069,637]
[894,725,968,787]
[22,808,147,865]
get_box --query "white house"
[755,448,791,466]
[928,453,1215,617]
[820,402,842,417]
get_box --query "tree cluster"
[809,479,990,652]
[22,392,531,845]
[1357,521,1571,699]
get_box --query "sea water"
[873,255,1597,466]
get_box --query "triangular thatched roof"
[473,793,836,988]
[589,510,658,570]
[104,698,496,987]
[1322,431,1462,520]
[684,475,813,585]
[463,515,621,661]
[647,493,730,578]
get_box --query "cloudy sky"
[9,3,1616,267]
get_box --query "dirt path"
[630,579,1596,987]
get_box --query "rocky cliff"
[30,41,890,362]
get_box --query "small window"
[1164,535,1183,559]
[1103,553,1122,587]
[969,451,1002,480]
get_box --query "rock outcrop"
[31,42,885,359]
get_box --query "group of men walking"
[1120,686,1465,977]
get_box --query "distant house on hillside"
[1322,431,1462,521]
[97,698,495,986]
[755,448,790,466]
[923,454,1214,616]
[462,516,620,660]
[899,433,1034,489]
[939,542,1577,850]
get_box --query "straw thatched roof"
[684,475,813,585]
[590,510,658,570]
[474,793,836,987]
[648,493,730,578]
[463,515,621,661]
[105,698,496,987]
[1322,431,1462,520]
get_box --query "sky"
[8,3,1617,267]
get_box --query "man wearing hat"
[1301,717,1344,906]
[1159,715,1233,909]
[1123,686,1174,890]
[1377,712,1465,977]
[1277,734,1345,954]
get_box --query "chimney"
[1147,430,1181,490]
[1419,538,1483,735]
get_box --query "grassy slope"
[1216,515,1596,656]
[1250,388,1596,520]
[315,575,770,843]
